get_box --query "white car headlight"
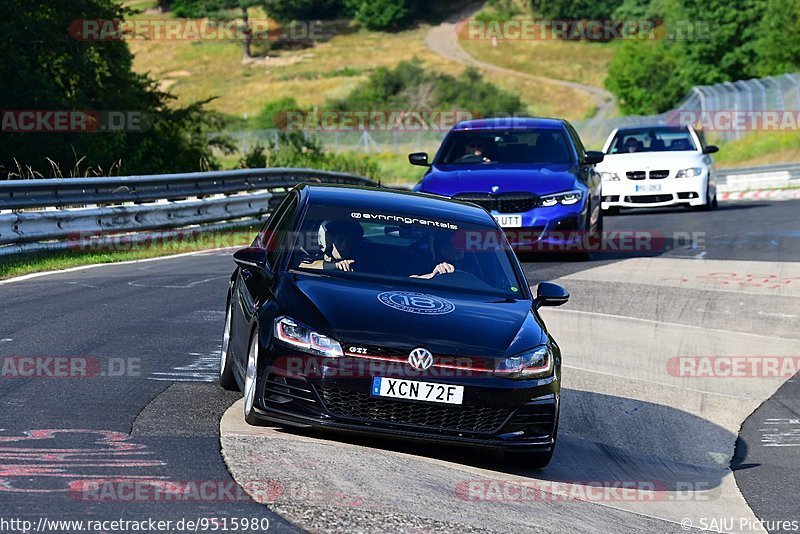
[540,190,583,207]
[600,171,620,182]
[274,317,343,358]
[676,167,704,178]
[494,345,553,379]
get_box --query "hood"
[280,274,542,358]
[597,151,705,172]
[417,163,578,197]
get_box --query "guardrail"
[716,162,800,192]
[0,168,375,257]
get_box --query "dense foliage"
[239,133,380,178]
[328,60,526,118]
[604,0,800,114]
[0,0,226,178]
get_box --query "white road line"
[545,308,799,341]
[0,246,239,286]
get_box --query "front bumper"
[253,352,560,452]
[601,172,708,209]
[494,204,589,249]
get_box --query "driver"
[623,137,640,153]
[466,140,491,163]
[322,220,364,272]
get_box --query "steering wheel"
[453,154,485,164]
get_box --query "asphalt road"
[0,199,798,533]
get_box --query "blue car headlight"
[274,316,343,358]
[540,190,583,207]
[494,345,553,379]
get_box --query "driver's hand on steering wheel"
[334,259,356,272]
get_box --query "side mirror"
[233,247,271,277]
[534,282,569,308]
[582,151,605,165]
[408,152,430,167]
[703,145,719,154]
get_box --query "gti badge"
[491,185,500,193]
[408,347,434,371]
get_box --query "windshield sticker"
[351,212,458,230]
[377,291,455,315]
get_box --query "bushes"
[328,60,525,118]
[239,132,380,179]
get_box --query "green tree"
[261,0,346,20]
[0,0,227,178]
[344,0,421,30]
[605,40,690,114]
[750,0,800,76]
[171,0,263,58]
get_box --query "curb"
[719,189,800,201]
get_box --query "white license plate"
[371,377,464,405]
[493,214,522,228]
[634,184,662,192]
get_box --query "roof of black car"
[301,185,496,226]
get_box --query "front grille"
[626,171,646,180]
[624,194,673,204]
[453,192,539,213]
[649,170,669,179]
[318,386,512,433]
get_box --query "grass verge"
[0,227,256,280]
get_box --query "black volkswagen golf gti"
[220,184,569,467]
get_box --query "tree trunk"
[157,0,171,13]
[241,7,253,59]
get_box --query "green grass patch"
[714,131,800,168]
[0,227,257,280]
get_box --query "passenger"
[411,234,460,279]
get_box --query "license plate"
[371,377,464,405]
[635,184,662,192]
[493,214,522,228]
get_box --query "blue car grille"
[453,193,539,213]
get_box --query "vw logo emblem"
[491,185,500,193]
[408,347,434,371]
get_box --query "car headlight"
[494,345,553,379]
[676,167,703,178]
[274,317,343,358]
[600,171,620,182]
[540,190,583,207]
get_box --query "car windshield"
[436,129,572,165]
[608,127,697,154]
[288,204,525,298]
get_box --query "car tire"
[695,181,717,211]
[243,331,265,426]
[219,300,238,391]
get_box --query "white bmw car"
[596,125,719,214]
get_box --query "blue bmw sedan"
[410,117,604,256]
